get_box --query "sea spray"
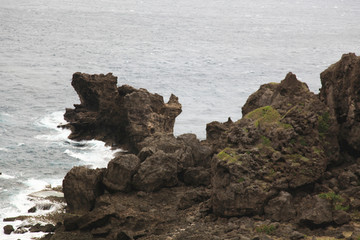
[0,111,122,239]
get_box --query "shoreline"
[5,53,360,240]
[1,185,65,239]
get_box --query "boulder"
[211,155,277,216]
[132,150,178,192]
[62,72,182,151]
[136,133,212,186]
[210,73,339,217]
[298,195,333,227]
[264,191,296,222]
[3,225,14,235]
[320,53,360,160]
[177,133,212,168]
[63,166,104,214]
[102,154,140,192]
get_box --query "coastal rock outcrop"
[62,72,182,151]
[210,72,339,217]
[320,53,360,161]
[52,53,360,240]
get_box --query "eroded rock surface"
[210,72,339,217]
[62,72,182,151]
[51,53,360,240]
[62,166,104,214]
[320,53,360,160]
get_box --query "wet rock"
[14,227,28,234]
[62,72,181,151]
[28,203,53,213]
[63,166,105,214]
[132,150,178,192]
[102,154,140,192]
[28,206,37,213]
[3,224,14,234]
[30,223,55,232]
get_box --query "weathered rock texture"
[210,72,339,217]
[320,53,360,161]
[103,154,140,192]
[62,72,182,151]
[62,167,104,214]
[48,53,360,240]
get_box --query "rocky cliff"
[41,53,360,240]
[61,72,182,152]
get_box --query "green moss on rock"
[217,148,242,164]
[245,106,281,128]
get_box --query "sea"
[0,0,359,238]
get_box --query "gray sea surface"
[0,0,359,238]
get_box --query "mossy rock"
[245,106,281,128]
[217,147,243,164]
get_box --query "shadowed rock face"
[320,53,360,159]
[62,72,182,152]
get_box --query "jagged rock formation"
[62,72,182,151]
[44,53,360,240]
[210,72,339,217]
[320,53,360,161]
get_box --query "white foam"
[64,140,123,168]
[37,111,67,129]
[0,182,65,240]
[0,173,15,179]
[36,112,123,169]
[0,147,9,152]
[35,111,71,141]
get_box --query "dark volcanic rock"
[3,224,14,235]
[320,53,360,160]
[62,72,182,151]
[264,191,296,222]
[183,167,211,187]
[53,55,360,240]
[298,195,333,227]
[63,166,104,214]
[206,118,234,153]
[102,154,140,192]
[132,150,178,192]
[210,72,339,217]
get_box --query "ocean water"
[0,0,359,238]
